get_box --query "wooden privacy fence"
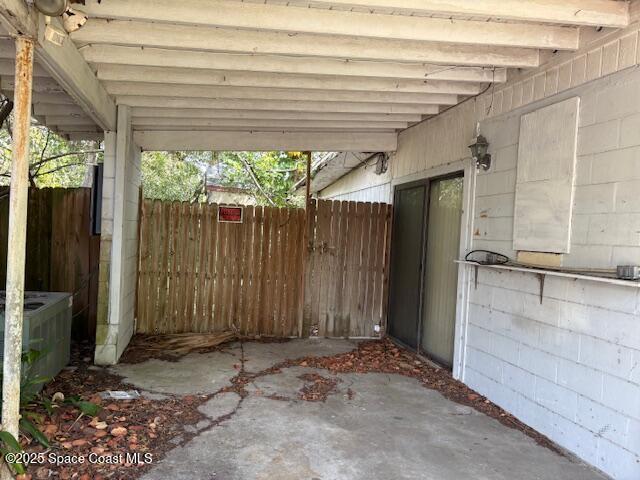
[136,199,392,338]
[0,187,100,339]
[137,202,306,336]
[304,200,392,338]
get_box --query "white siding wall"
[318,154,392,203]
[317,21,640,480]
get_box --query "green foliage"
[0,119,101,188]
[0,345,100,468]
[65,397,101,417]
[19,418,50,449]
[141,151,210,202]
[141,150,306,207]
[0,431,25,475]
[213,151,306,207]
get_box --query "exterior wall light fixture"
[469,134,492,171]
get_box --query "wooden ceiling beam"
[71,19,540,68]
[95,64,482,95]
[131,117,409,130]
[116,95,441,115]
[81,45,508,84]
[103,82,458,106]
[131,107,422,123]
[133,130,399,152]
[290,0,630,28]
[79,0,578,50]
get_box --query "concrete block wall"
[466,271,640,479]
[117,141,141,359]
[467,65,640,479]
[474,66,640,268]
[95,105,142,365]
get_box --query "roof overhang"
[0,0,630,151]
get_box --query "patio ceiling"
[0,0,632,150]
[0,35,104,140]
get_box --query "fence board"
[136,199,391,337]
[0,187,97,339]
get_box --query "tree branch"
[239,155,276,206]
[33,162,87,178]
[29,149,103,168]
[31,130,52,186]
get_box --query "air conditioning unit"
[0,292,73,387]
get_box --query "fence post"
[2,36,34,445]
[299,151,313,337]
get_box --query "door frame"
[389,159,476,380]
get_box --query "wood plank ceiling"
[0,0,633,149]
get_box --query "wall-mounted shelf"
[455,260,640,291]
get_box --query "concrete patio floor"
[112,339,608,480]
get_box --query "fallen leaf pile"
[17,336,563,480]
[19,342,210,480]
[278,338,564,455]
[297,373,340,402]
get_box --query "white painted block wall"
[466,273,640,479]
[467,67,640,479]
[117,140,141,359]
[95,105,142,365]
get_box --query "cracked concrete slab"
[242,339,357,373]
[199,392,242,420]
[247,366,340,401]
[141,368,606,480]
[111,348,241,395]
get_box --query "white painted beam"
[71,19,540,68]
[2,76,65,93]
[131,117,409,130]
[80,0,578,50]
[134,130,398,152]
[45,115,98,126]
[49,124,102,133]
[103,82,458,106]
[0,88,77,105]
[116,95,440,115]
[0,0,36,37]
[28,93,76,105]
[66,132,104,141]
[96,65,481,95]
[0,39,14,58]
[81,45,508,83]
[34,103,86,116]
[135,126,398,134]
[36,18,116,130]
[0,58,49,76]
[132,107,422,123]
[294,0,629,28]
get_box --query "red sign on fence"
[218,206,244,223]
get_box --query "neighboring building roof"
[295,151,386,195]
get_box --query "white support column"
[2,35,34,442]
[95,105,141,365]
